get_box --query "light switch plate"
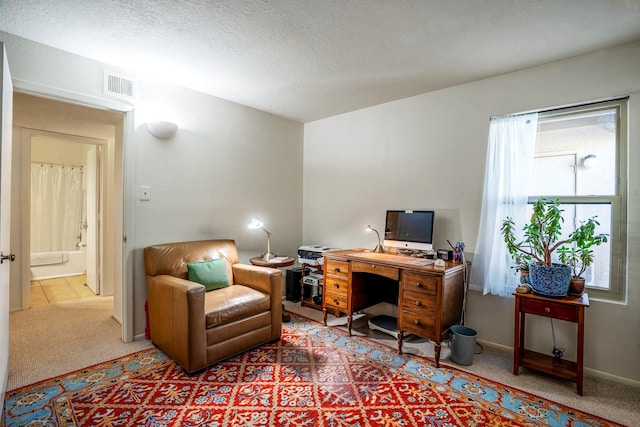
[139,185,151,201]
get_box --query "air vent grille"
[103,71,135,99]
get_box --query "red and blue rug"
[4,314,624,426]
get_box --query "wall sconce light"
[582,154,598,169]
[147,120,178,139]
[366,225,384,253]
[248,218,277,261]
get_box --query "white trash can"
[450,325,477,366]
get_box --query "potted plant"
[558,219,608,295]
[511,252,532,284]
[501,197,605,298]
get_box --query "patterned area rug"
[4,314,623,426]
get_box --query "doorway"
[27,131,105,303]
[12,92,127,337]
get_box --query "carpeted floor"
[3,314,627,426]
[7,295,153,390]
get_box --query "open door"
[85,145,100,294]
[0,42,15,411]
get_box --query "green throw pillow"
[187,258,230,291]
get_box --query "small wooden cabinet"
[513,292,589,395]
[322,250,464,367]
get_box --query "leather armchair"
[144,239,282,373]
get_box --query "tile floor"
[30,274,95,307]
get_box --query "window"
[531,99,627,301]
[470,98,627,302]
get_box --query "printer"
[297,245,340,265]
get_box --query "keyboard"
[349,252,435,266]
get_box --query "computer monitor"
[383,210,434,251]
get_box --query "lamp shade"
[147,120,178,139]
[582,154,598,169]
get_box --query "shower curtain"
[31,163,84,252]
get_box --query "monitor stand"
[368,314,405,339]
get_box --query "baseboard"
[584,367,640,388]
[477,339,512,353]
[478,339,640,389]
[133,333,148,342]
[111,313,123,325]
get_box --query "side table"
[249,256,296,268]
[513,292,589,395]
[250,256,296,322]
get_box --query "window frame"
[531,98,628,302]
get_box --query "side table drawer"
[521,298,578,322]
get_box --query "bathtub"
[30,250,86,280]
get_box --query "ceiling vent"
[103,71,136,100]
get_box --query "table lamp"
[248,218,277,261]
[366,225,384,253]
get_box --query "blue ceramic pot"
[529,263,571,298]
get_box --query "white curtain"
[470,113,538,296]
[31,163,84,252]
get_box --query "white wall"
[303,41,640,384]
[131,80,304,332]
[1,32,304,338]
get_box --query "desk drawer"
[324,289,347,311]
[521,298,578,322]
[402,291,435,317]
[352,261,399,280]
[325,260,349,279]
[401,311,435,337]
[402,272,437,296]
[325,277,347,295]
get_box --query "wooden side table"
[250,256,296,322]
[513,292,589,395]
[249,256,295,268]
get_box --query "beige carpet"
[7,296,153,391]
[284,301,639,427]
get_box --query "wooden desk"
[322,249,465,367]
[513,292,589,395]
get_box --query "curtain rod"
[31,161,84,169]
[490,95,629,121]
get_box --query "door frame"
[13,80,135,343]
[21,130,107,305]
[1,41,14,413]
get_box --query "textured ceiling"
[1,0,640,123]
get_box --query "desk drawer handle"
[333,282,340,289]
[371,264,376,268]
[333,298,339,305]
[333,267,341,272]
[414,319,420,325]
[416,282,423,288]
[544,307,551,313]
[415,301,421,307]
